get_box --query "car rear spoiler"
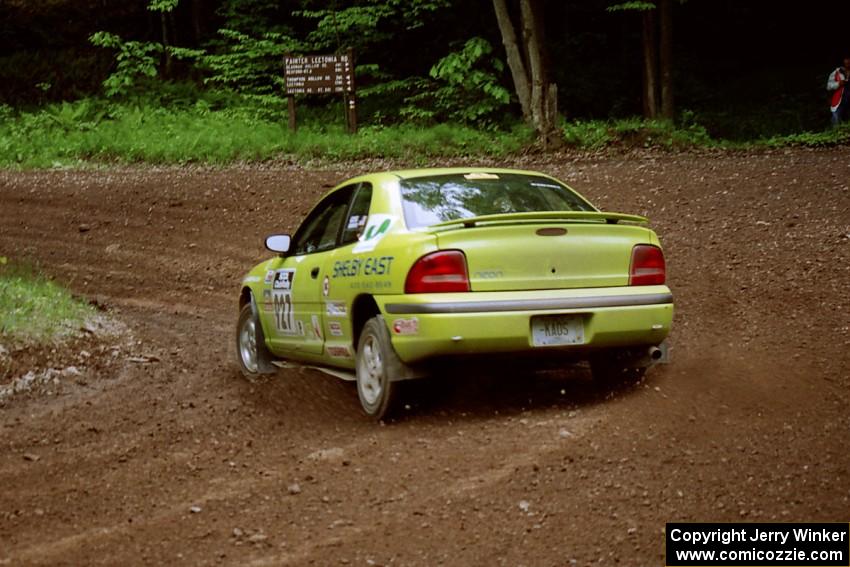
[427,211,649,229]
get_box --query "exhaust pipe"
[631,345,666,369]
[648,346,663,361]
[620,343,669,370]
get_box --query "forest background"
[2,0,849,166]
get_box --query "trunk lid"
[430,215,652,292]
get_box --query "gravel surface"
[0,148,848,566]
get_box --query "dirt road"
[1,149,849,566]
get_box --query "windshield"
[399,173,595,229]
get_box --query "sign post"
[284,52,356,134]
[287,94,296,132]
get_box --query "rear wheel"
[356,316,406,420]
[236,301,275,377]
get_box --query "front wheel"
[236,301,276,377]
[356,316,406,420]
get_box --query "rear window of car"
[399,173,595,229]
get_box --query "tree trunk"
[160,11,172,77]
[659,0,674,120]
[640,9,658,119]
[191,0,202,45]
[520,0,543,128]
[493,0,561,148]
[519,0,561,148]
[544,82,559,144]
[492,0,531,122]
[169,9,178,47]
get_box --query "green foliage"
[42,100,107,131]
[185,29,296,98]
[562,117,713,150]
[214,0,293,34]
[0,94,533,168]
[0,0,838,144]
[561,120,614,150]
[148,0,180,12]
[93,21,297,102]
[297,0,449,51]
[298,5,393,50]
[5,90,846,168]
[401,38,511,124]
[84,1,503,127]
[89,32,162,97]
[757,123,850,148]
[606,2,656,12]
[0,261,95,342]
[294,0,451,106]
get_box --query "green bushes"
[562,116,713,150]
[756,123,850,148]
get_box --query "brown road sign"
[284,53,354,95]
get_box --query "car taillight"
[405,250,470,293]
[629,245,666,286]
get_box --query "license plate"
[531,315,585,347]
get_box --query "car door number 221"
[272,291,296,334]
[270,269,298,335]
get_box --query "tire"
[590,356,647,388]
[235,301,276,377]
[355,315,407,420]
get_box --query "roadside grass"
[755,124,850,148]
[562,117,715,150]
[0,258,95,343]
[561,117,850,151]
[2,95,849,168]
[0,98,534,168]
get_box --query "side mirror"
[265,234,291,255]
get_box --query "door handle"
[311,267,320,279]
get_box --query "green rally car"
[236,168,673,419]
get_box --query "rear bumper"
[375,286,673,364]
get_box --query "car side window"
[291,186,355,255]
[340,183,373,245]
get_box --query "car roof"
[388,167,552,180]
[326,168,563,197]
